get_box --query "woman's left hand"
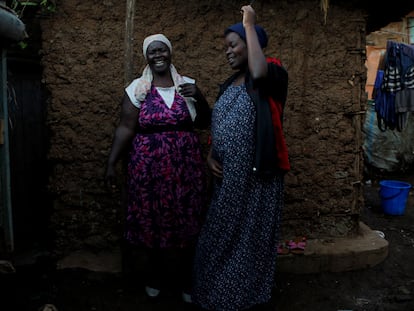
[178,83,198,98]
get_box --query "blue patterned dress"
[125,85,207,249]
[193,84,284,310]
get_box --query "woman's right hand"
[105,165,117,191]
[241,4,256,27]
[207,150,223,179]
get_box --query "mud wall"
[39,0,367,255]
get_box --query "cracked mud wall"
[39,0,367,255]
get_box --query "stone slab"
[277,221,389,273]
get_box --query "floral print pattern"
[192,85,284,310]
[125,86,207,249]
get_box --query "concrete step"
[277,221,389,273]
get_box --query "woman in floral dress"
[193,5,289,311]
[105,34,210,302]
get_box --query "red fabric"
[266,57,290,172]
[266,56,282,66]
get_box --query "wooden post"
[124,0,136,85]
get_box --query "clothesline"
[375,30,410,37]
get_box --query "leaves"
[10,0,56,18]
[19,2,39,6]
[8,0,56,49]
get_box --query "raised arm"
[241,5,267,80]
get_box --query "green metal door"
[0,48,14,253]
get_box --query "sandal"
[277,241,290,255]
[288,237,306,255]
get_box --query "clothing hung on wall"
[374,40,414,131]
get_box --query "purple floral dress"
[125,85,207,249]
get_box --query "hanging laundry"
[375,40,414,131]
[374,69,396,131]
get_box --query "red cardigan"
[266,57,290,172]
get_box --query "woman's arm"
[207,147,223,179]
[179,82,211,129]
[242,5,267,80]
[105,93,139,187]
[193,86,211,129]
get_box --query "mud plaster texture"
[39,0,367,256]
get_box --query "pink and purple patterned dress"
[125,85,207,249]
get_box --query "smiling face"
[224,31,248,71]
[146,41,171,74]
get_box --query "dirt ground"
[1,171,414,311]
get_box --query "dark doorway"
[7,47,51,255]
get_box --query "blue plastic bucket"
[379,180,412,215]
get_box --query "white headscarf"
[133,34,196,120]
[142,34,172,60]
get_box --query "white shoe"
[182,291,192,303]
[145,286,160,298]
